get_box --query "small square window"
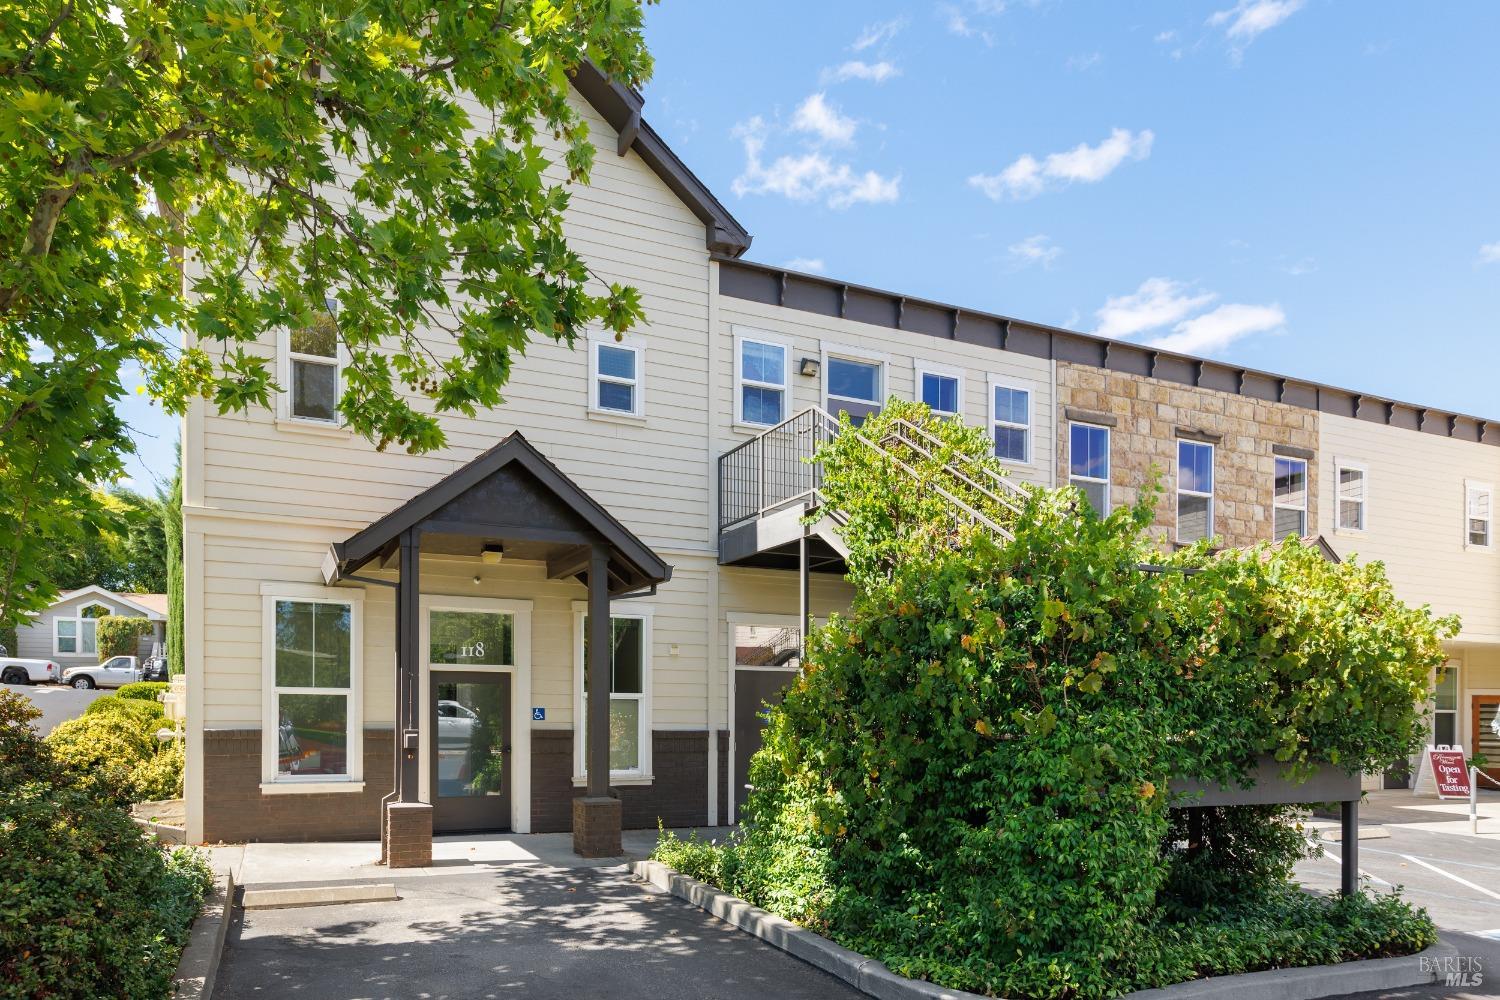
[591,341,642,416]
[920,372,960,416]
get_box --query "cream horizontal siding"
[1318,413,1500,642]
[715,298,1056,491]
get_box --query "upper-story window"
[283,310,341,424]
[736,335,790,427]
[590,338,644,417]
[917,367,961,418]
[1466,481,1494,551]
[1069,422,1110,515]
[1273,457,1308,541]
[1177,440,1215,543]
[1335,461,1367,532]
[990,382,1031,464]
[824,353,883,424]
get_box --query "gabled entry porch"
[322,431,671,866]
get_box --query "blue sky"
[119,1,1499,489]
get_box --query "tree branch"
[4,0,74,78]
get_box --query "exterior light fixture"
[472,574,482,585]
[480,543,505,564]
[798,357,821,378]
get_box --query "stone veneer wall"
[202,728,715,843]
[1055,362,1320,549]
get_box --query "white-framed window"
[1177,439,1216,543]
[990,380,1031,464]
[278,307,343,424]
[1273,456,1308,541]
[54,601,115,656]
[916,364,963,419]
[589,336,644,417]
[1335,460,1368,533]
[823,348,884,420]
[734,332,791,428]
[1069,422,1110,515]
[573,603,653,781]
[260,584,363,787]
[1466,480,1494,551]
[1433,660,1459,747]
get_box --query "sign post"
[1426,745,1472,799]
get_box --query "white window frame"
[1068,421,1111,514]
[733,330,793,429]
[53,600,116,656]
[587,334,645,419]
[1465,480,1494,552]
[821,343,887,414]
[989,378,1033,466]
[1432,660,1460,748]
[1272,456,1308,541]
[1333,458,1368,534]
[276,306,348,428]
[1176,439,1216,544]
[915,362,964,419]
[259,582,364,792]
[572,601,654,784]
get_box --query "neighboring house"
[18,586,167,669]
[181,64,1500,858]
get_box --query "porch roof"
[323,431,672,597]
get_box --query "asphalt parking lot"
[3,681,107,735]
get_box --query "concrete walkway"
[214,850,860,1000]
[207,828,731,887]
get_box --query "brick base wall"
[203,727,714,843]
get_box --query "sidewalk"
[1345,788,1500,839]
[206,827,732,887]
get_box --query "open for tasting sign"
[1426,746,1472,799]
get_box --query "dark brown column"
[574,544,621,856]
[383,528,431,867]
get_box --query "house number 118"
[460,641,485,658]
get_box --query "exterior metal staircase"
[717,406,1031,570]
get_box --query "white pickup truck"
[0,655,61,685]
[62,655,146,689]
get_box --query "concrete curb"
[241,883,399,910]
[172,872,233,1000]
[133,816,187,844]
[630,859,1450,1000]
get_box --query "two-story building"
[183,65,1500,860]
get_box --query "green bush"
[119,680,170,702]
[49,699,182,803]
[657,402,1449,999]
[95,615,155,660]
[0,690,210,999]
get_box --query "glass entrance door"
[431,672,512,834]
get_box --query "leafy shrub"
[49,698,182,803]
[86,691,165,726]
[134,739,187,801]
[119,680,170,702]
[0,690,210,999]
[658,402,1448,999]
[95,614,155,660]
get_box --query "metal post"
[1472,767,1479,836]
[1340,799,1359,896]
[397,530,421,802]
[798,526,810,656]
[586,546,612,798]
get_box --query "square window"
[276,693,349,777]
[920,372,960,416]
[741,341,785,386]
[741,385,784,426]
[291,359,338,421]
[596,345,636,381]
[273,600,351,689]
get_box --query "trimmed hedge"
[0,690,211,999]
[51,694,181,803]
[119,680,170,702]
[95,615,154,660]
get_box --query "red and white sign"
[1427,746,1472,799]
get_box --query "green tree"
[0,0,653,628]
[162,458,183,676]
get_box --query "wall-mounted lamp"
[472,574,482,586]
[480,543,505,564]
[798,357,821,378]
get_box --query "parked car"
[0,655,60,685]
[61,655,144,689]
[139,655,169,682]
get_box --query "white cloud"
[1007,234,1062,269]
[822,60,900,84]
[1154,30,1177,43]
[852,18,904,51]
[1279,256,1317,276]
[1478,242,1500,265]
[731,117,900,210]
[1208,0,1302,60]
[969,128,1154,200]
[1149,303,1286,354]
[786,257,827,274]
[1094,278,1216,340]
[1066,52,1103,72]
[790,93,857,145]
[1092,277,1285,355]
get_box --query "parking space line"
[1314,847,1393,887]
[1401,854,1500,901]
